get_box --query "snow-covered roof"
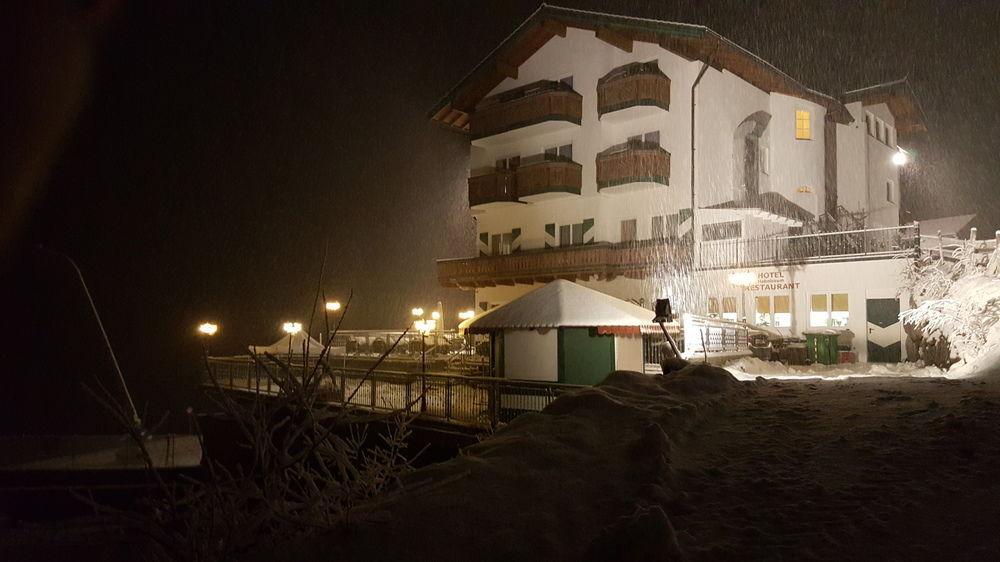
[249,332,325,356]
[466,280,662,333]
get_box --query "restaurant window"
[795,110,811,140]
[773,295,791,327]
[707,297,720,317]
[755,296,772,326]
[722,297,738,321]
[620,219,637,243]
[811,293,849,327]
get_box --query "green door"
[866,298,901,363]
[558,328,615,385]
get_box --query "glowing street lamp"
[197,322,218,336]
[891,149,909,167]
[282,321,302,360]
[430,310,441,320]
[411,307,424,317]
[325,301,341,312]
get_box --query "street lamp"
[411,307,424,317]
[891,149,909,167]
[197,322,219,356]
[414,318,436,373]
[430,310,440,320]
[282,321,302,360]
[325,301,341,312]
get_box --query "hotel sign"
[748,271,800,292]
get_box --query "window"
[755,296,772,326]
[886,125,896,147]
[886,180,896,204]
[876,119,886,143]
[544,143,573,161]
[491,234,501,256]
[559,224,572,247]
[702,221,742,241]
[496,155,520,171]
[795,110,811,140]
[760,146,770,175]
[865,111,875,136]
[627,134,642,143]
[707,297,720,317]
[810,293,849,327]
[722,297,738,321]
[773,295,791,327]
[559,76,573,89]
[643,131,660,145]
[755,295,792,327]
[651,216,665,240]
[620,219,637,243]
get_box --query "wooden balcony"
[437,240,692,289]
[468,169,517,208]
[596,141,671,191]
[597,62,671,119]
[471,80,582,143]
[515,156,582,201]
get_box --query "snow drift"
[265,365,743,562]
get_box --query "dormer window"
[795,110,811,140]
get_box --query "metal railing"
[681,314,750,359]
[698,224,919,269]
[204,358,583,428]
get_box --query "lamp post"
[282,321,302,363]
[197,322,218,353]
[324,300,342,350]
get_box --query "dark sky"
[17,0,1000,417]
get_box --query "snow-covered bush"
[901,237,1000,373]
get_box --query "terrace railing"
[204,357,583,428]
[471,80,582,140]
[698,224,919,269]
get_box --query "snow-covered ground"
[268,365,1000,561]
[723,357,947,381]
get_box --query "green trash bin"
[803,331,839,365]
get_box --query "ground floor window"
[810,293,849,327]
[755,295,792,327]
[722,297,738,321]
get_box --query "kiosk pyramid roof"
[466,280,663,333]
[249,332,325,356]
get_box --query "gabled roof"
[842,78,928,136]
[429,4,853,132]
[466,279,660,333]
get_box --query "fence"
[699,224,919,269]
[681,314,750,359]
[204,357,582,428]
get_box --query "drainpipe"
[691,42,719,269]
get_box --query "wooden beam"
[596,27,633,52]
[496,59,518,80]
[541,19,566,37]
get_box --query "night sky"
[11,0,1000,420]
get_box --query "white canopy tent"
[465,279,670,334]
[249,332,325,357]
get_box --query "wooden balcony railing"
[597,61,671,117]
[471,80,583,140]
[468,169,516,207]
[596,141,671,189]
[515,155,582,199]
[437,240,693,288]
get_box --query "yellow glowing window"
[795,110,811,140]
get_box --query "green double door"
[866,298,901,363]
[558,328,616,385]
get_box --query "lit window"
[755,296,772,326]
[707,297,720,317]
[722,297,738,321]
[810,294,829,327]
[795,110,811,140]
[773,295,792,327]
[810,293,849,327]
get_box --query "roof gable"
[430,4,853,132]
[841,78,928,136]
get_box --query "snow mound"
[274,369,743,561]
[724,356,945,381]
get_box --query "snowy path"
[670,376,1000,561]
